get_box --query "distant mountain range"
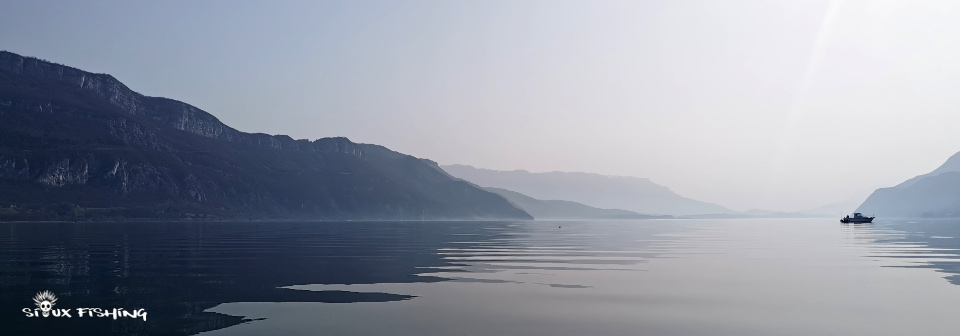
[441,165,735,216]
[0,51,531,221]
[858,151,960,218]
[483,187,671,220]
[679,210,830,219]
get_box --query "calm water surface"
[4,219,960,335]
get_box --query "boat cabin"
[841,212,874,223]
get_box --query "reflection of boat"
[841,213,874,223]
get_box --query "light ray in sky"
[767,0,845,186]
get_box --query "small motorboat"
[841,213,874,223]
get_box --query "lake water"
[4,219,960,335]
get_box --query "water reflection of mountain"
[0,222,518,335]
[863,219,960,285]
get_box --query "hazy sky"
[3,0,960,212]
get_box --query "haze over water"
[4,219,960,335]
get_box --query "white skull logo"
[33,290,57,317]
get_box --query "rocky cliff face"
[0,51,380,156]
[0,53,147,115]
[0,51,531,221]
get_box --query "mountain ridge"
[0,51,532,221]
[857,151,960,218]
[441,164,734,216]
[483,187,672,220]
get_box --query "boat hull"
[840,218,874,223]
